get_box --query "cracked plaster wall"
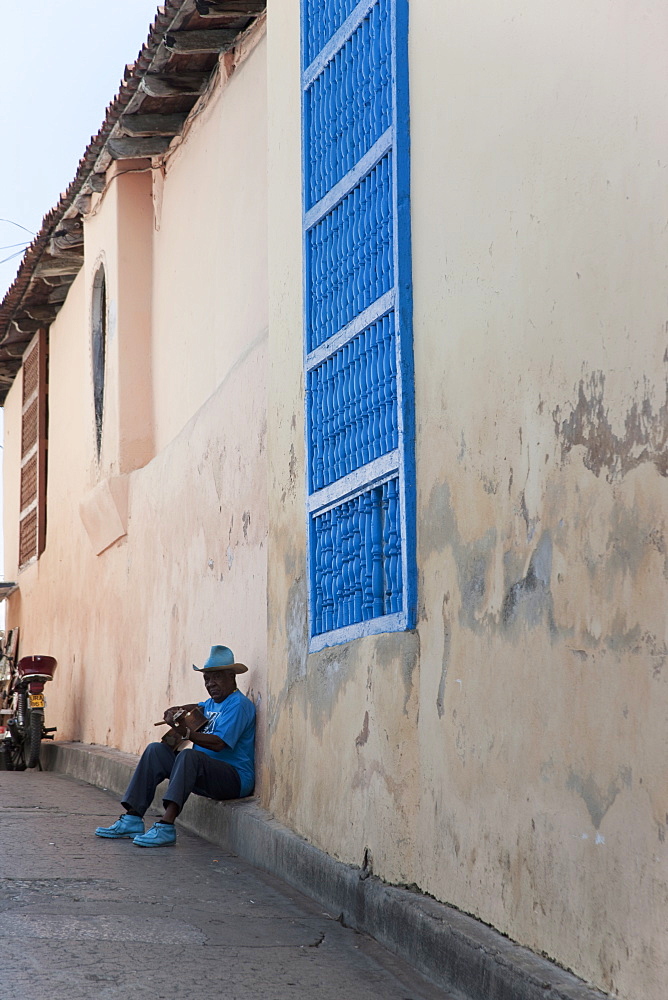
[267,4,668,1000]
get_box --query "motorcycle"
[1,655,58,770]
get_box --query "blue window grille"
[302,0,415,650]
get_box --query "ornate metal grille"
[304,0,392,208]
[306,154,394,351]
[303,0,360,67]
[308,311,398,492]
[303,0,414,647]
[311,478,402,634]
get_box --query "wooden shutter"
[19,329,47,568]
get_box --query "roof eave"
[0,0,266,402]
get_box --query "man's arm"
[186,730,226,752]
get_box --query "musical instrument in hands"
[154,705,208,749]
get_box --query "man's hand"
[161,704,227,751]
[163,704,199,729]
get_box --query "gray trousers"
[121,741,241,816]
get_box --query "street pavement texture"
[0,770,455,1000]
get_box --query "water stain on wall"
[285,574,308,687]
[355,710,370,747]
[425,481,557,637]
[374,632,420,713]
[501,530,557,634]
[436,594,451,719]
[566,766,632,829]
[306,642,353,731]
[553,370,668,480]
[350,756,404,800]
[423,479,497,631]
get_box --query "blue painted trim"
[392,0,416,629]
[309,611,407,653]
[302,0,414,644]
[305,289,395,371]
[301,0,316,647]
[300,0,310,222]
[303,0,378,85]
[304,128,393,230]
[308,450,399,513]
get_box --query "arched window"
[91,265,107,457]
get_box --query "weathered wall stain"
[425,474,662,669]
[355,709,370,747]
[374,632,420,713]
[593,501,666,587]
[279,438,299,505]
[459,549,489,628]
[599,622,667,674]
[350,757,404,801]
[277,564,419,742]
[566,766,632,829]
[422,480,457,556]
[288,442,297,491]
[553,371,668,480]
[436,594,451,719]
[423,479,497,631]
[303,643,354,732]
[647,527,668,581]
[501,531,557,634]
[519,489,539,542]
[285,574,308,687]
[425,481,559,637]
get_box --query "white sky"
[0,0,162,301]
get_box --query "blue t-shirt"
[196,689,256,796]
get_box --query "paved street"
[0,770,453,1000]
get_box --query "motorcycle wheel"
[4,740,24,770]
[26,709,43,769]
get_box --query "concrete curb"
[42,741,608,1000]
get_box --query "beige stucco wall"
[151,31,269,454]
[267,3,668,1000]
[3,31,268,767]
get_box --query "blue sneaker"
[95,814,145,839]
[133,822,176,848]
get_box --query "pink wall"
[3,31,269,774]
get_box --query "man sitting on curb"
[95,644,255,848]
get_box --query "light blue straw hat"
[192,644,247,674]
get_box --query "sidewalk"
[0,767,452,1000]
[38,742,608,1000]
